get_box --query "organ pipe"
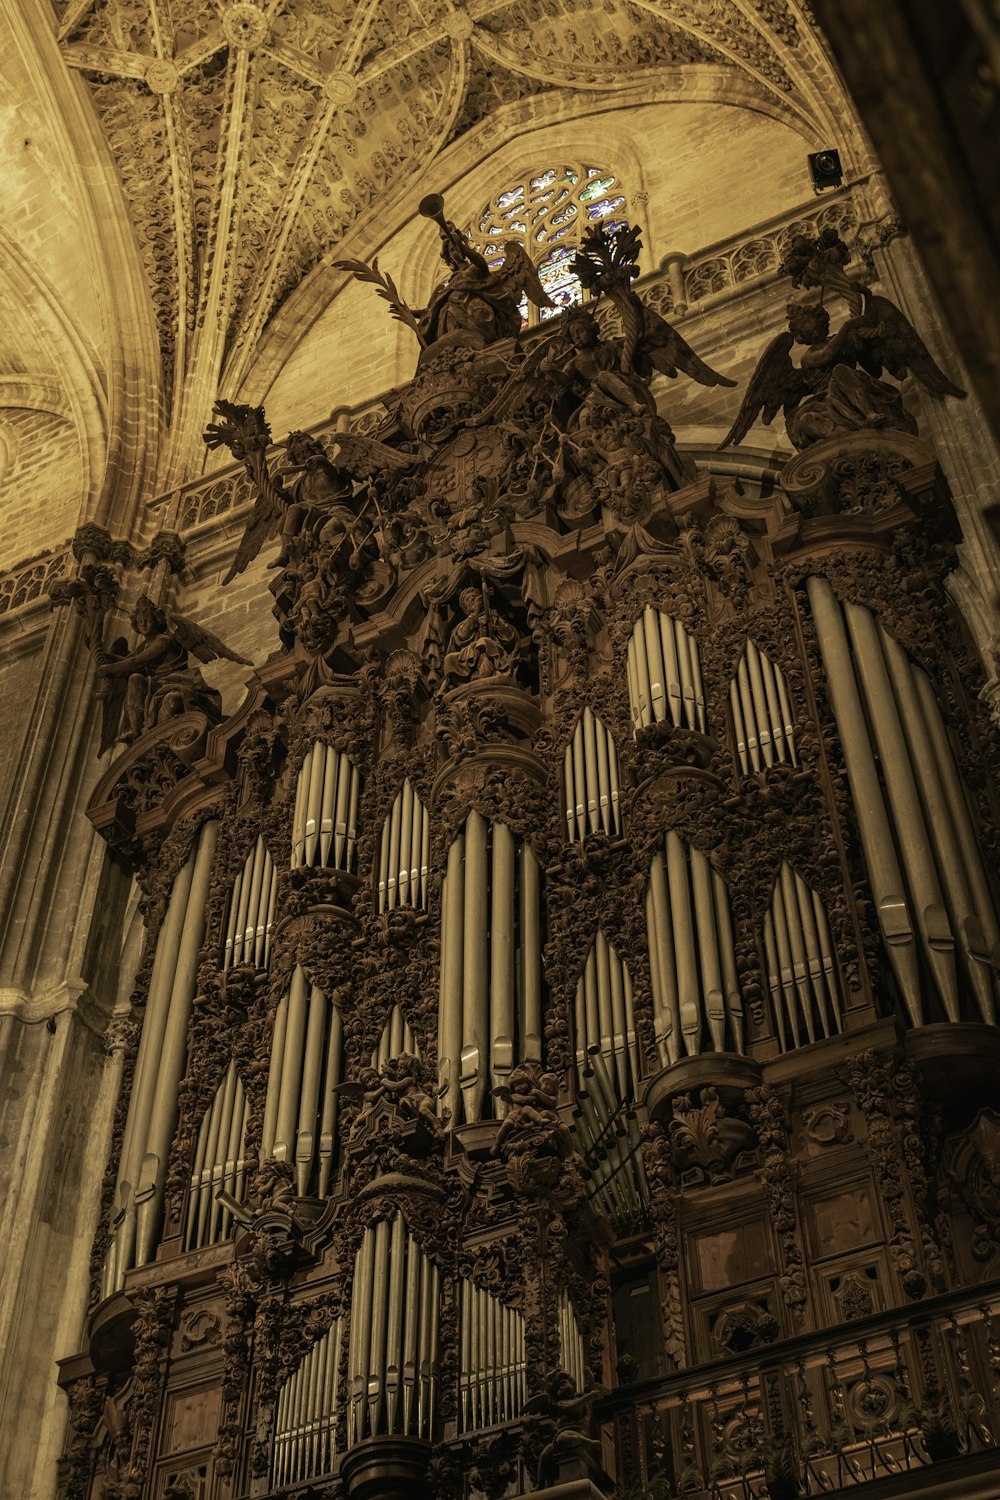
[729,641,798,775]
[183,1060,250,1251]
[272,1319,343,1488]
[564,708,623,841]
[438,816,544,1125]
[260,966,343,1196]
[372,1005,417,1068]
[573,931,639,1099]
[103,822,219,1294]
[557,1290,587,1392]
[291,741,361,872]
[627,606,706,735]
[646,833,744,1063]
[222,835,277,970]
[378,779,430,912]
[459,1279,526,1431]
[808,579,1000,1026]
[348,1214,438,1445]
[764,865,844,1051]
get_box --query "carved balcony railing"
[603,1280,1000,1500]
[0,543,70,620]
[146,187,869,540]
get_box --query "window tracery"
[467,162,632,325]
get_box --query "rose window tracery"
[467,162,632,325]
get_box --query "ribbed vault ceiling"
[53,0,848,480]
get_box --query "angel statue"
[204,403,367,585]
[522,1369,614,1493]
[337,193,555,358]
[720,229,965,452]
[571,222,736,390]
[95,594,250,753]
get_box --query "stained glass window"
[467,162,632,328]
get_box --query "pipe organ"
[645,832,744,1062]
[373,1004,417,1066]
[66,226,1000,1500]
[378,779,430,910]
[346,1214,439,1446]
[627,605,706,734]
[556,1290,588,1394]
[438,812,543,1125]
[729,640,797,774]
[183,1060,250,1250]
[101,821,218,1296]
[292,740,361,870]
[272,1320,343,1489]
[763,864,843,1050]
[459,1281,526,1431]
[221,834,277,969]
[808,578,1000,1028]
[261,965,343,1197]
[563,708,622,840]
[572,930,638,1097]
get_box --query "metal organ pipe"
[260,965,343,1195]
[645,833,743,1063]
[564,709,622,841]
[438,816,544,1125]
[462,810,490,1125]
[348,1215,438,1444]
[222,835,278,970]
[628,607,705,734]
[183,1060,250,1251]
[845,601,960,1018]
[809,579,1000,1026]
[291,741,361,873]
[372,1005,417,1068]
[557,1290,587,1392]
[105,846,196,1294]
[729,642,798,775]
[807,577,924,1026]
[459,1279,526,1431]
[271,1318,343,1488]
[764,865,844,1052]
[133,821,219,1270]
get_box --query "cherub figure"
[381,1053,447,1129]
[522,1369,613,1492]
[95,594,249,753]
[493,1062,570,1152]
[721,231,965,453]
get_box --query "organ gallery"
[1,4,999,1500]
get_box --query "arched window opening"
[467,163,632,328]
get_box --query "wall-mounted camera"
[808,149,844,192]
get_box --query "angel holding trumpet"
[720,228,965,453]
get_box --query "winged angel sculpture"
[96,594,249,753]
[720,227,965,452]
[203,401,415,586]
[336,192,555,357]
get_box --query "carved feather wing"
[636,299,736,387]
[167,611,251,666]
[496,239,556,311]
[329,429,422,476]
[718,331,803,449]
[857,291,966,398]
[223,489,284,585]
